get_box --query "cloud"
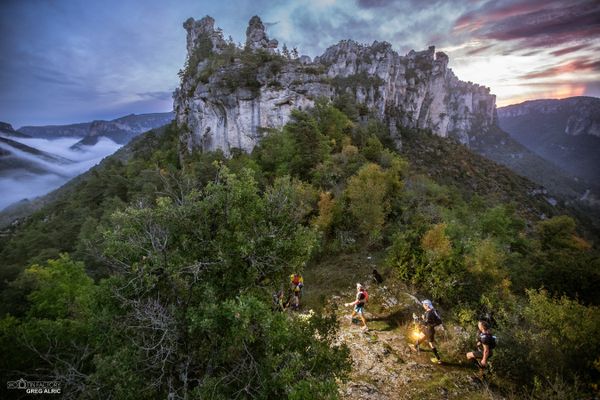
[0,172,68,210]
[454,0,552,32]
[14,137,82,159]
[265,0,467,57]
[520,50,543,57]
[521,58,600,79]
[466,44,495,56]
[1,0,598,128]
[498,83,587,107]
[0,0,185,127]
[356,0,396,8]
[453,0,600,49]
[136,91,174,101]
[550,44,590,56]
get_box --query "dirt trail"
[329,286,503,400]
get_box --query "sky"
[1,0,599,128]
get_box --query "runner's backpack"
[480,332,497,349]
[430,310,443,327]
[360,289,369,303]
[292,274,301,285]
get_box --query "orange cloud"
[521,59,600,79]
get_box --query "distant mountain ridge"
[466,124,592,201]
[498,97,600,186]
[70,112,175,148]
[18,121,91,139]
[17,112,174,145]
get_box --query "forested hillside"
[1,102,598,399]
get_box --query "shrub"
[421,223,453,261]
[346,163,391,241]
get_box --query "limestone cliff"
[174,15,496,156]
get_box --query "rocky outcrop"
[315,41,495,144]
[174,16,329,155]
[245,16,278,51]
[183,16,227,57]
[174,15,496,156]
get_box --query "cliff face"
[316,41,496,144]
[174,15,496,156]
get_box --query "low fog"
[0,136,121,210]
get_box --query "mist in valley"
[0,136,121,210]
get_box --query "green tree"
[0,255,96,395]
[522,216,600,303]
[91,166,348,398]
[345,162,403,242]
[285,110,331,180]
[536,215,587,251]
[252,128,297,179]
[421,223,452,261]
[313,100,353,152]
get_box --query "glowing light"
[412,328,425,341]
[549,84,586,98]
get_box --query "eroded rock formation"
[174,15,496,156]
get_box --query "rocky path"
[330,287,504,400]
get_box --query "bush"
[522,289,599,381]
[421,223,452,261]
[492,290,600,394]
[519,216,600,304]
